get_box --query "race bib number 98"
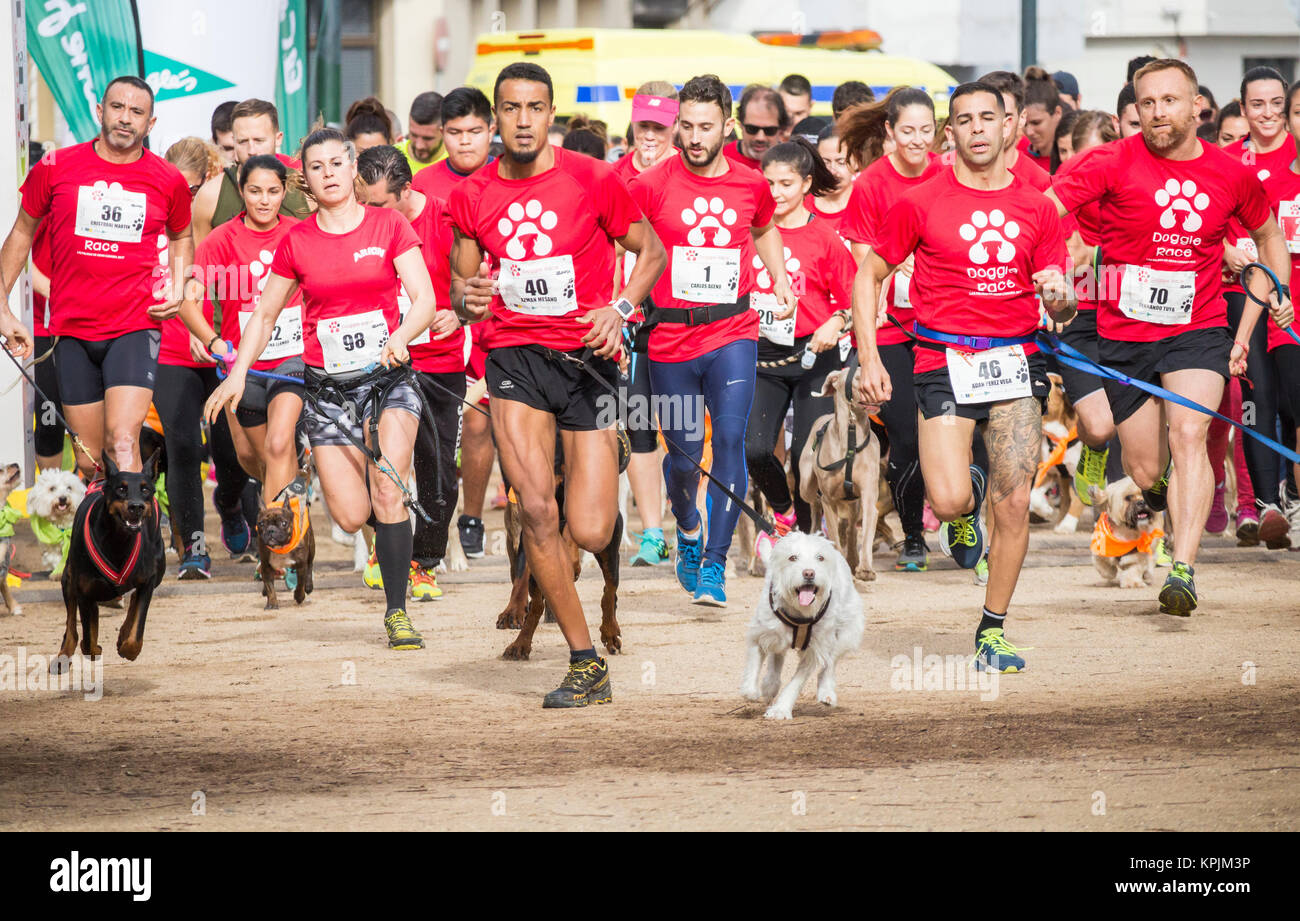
[317,310,389,374]
[945,344,1031,404]
[671,246,740,304]
[1118,265,1195,325]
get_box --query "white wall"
[1,0,32,482]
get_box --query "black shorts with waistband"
[1099,326,1231,425]
[914,351,1051,422]
[486,345,618,432]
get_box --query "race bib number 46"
[1118,265,1195,325]
[75,184,147,243]
[752,291,795,346]
[239,306,303,362]
[317,310,389,374]
[945,344,1031,404]
[671,246,740,304]
[497,256,577,316]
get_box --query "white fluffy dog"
[26,468,86,573]
[741,530,864,720]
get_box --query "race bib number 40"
[1118,265,1195,325]
[239,306,303,362]
[752,291,795,346]
[497,256,577,316]
[671,246,740,304]
[945,344,1031,404]
[75,184,147,243]
[317,310,389,374]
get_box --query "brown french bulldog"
[258,476,314,610]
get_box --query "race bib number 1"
[239,306,303,362]
[317,310,389,374]
[671,246,740,304]
[75,184,147,243]
[751,291,795,347]
[1118,265,1196,325]
[945,344,1032,404]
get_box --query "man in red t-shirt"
[856,82,1076,674]
[1049,59,1295,616]
[450,63,667,709]
[0,76,193,477]
[723,85,789,173]
[978,72,1051,190]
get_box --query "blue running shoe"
[631,531,669,567]
[693,560,727,607]
[220,511,252,557]
[974,627,1028,673]
[284,567,299,592]
[675,528,701,594]
[940,466,986,569]
[178,551,211,581]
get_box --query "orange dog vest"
[1090,513,1163,558]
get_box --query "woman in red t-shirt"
[804,122,854,234]
[745,138,855,552]
[206,127,437,649]
[179,155,307,515]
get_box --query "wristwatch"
[611,297,636,320]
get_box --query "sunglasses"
[743,123,780,137]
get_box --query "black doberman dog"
[54,450,166,670]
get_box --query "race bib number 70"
[1118,264,1195,325]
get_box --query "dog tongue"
[798,588,816,607]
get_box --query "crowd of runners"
[1,54,1297,707]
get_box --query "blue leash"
[213,345,306,385]
[1238,261,1300,346]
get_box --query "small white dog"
[741,530,864,720]
[26,468,86,575]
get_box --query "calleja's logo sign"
[144,50,236,101]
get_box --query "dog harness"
[768,587,834,651]
[265,478,310,557]
[1034,425,1078,489]
[77,481,155,586]
[811,417,872,501]
[1090,513,1163,558]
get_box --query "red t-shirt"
[842,153,942,346]
[412,157,491,203]
[1259,162,1300,351]
[804,194,850,236]
[20,141,192,341]
[169,213,304,371]
[1008,150,1051,191]
[1052,152,1105,311]
[751,216,854,337]
[1053,134,1272,342]
[31,221,52,336]
[404,195,466,373]
[275,153,303,171]
[628,153,776,362]
[723,140,763,173]
[270,207,422,369]
[873,169,1068,374]
[1220,139,1295,294]
[448,146,639,353]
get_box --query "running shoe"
[754,507,796,562]
[363,542,383,590]
[1205,482,1228,535]
[285,567,298,592]
[895,533,928,572]
[1235,508,1261,546]
[939,466,986,569]
[1258,503,1292,549]
[693,560,727,607]
[409,562,443,601]
[542,656,612,708]
[178,550,211,581]
[1153,537,1173,568]
[220,510,252,559]
[922,503,941,534]
[384,608,425,649]
[974,627,1027,673]
[458,514,485,559]
[630,531,669,567]
[1158,562,1197,616]
[675,527,702,594]
[973,554,989,586]
[1142,460,1172,512]
[1074,443,1109,506]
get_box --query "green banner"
[28,0,144,143]
[276,0,309,156]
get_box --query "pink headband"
[631,94,679,126]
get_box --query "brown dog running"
[258,476,315,609]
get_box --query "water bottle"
[800,343,816,370]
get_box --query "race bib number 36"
[497,256,577,316]
[75,184,147,243]
[317,310,389,374]
[752,291,795,346]
[945,344,1031,404]
[671,246,740,304]
[240,306,303,362]
[1118,265,1195,325]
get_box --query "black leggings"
[1227,292,1279,505]
[876,342,925,537]
[744,345,839,532]
[153,364,252,555]
[33,335,64,458]
[412,370,465,567]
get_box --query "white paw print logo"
[497,199,557,259]
[958,209,1020,265]
[681,196,737,246]
[248,249,275,294]
[751,247,800,290]
[1154,178,1210,232]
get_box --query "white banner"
[138,0,280,155]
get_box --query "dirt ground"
[1,486,1298,832]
